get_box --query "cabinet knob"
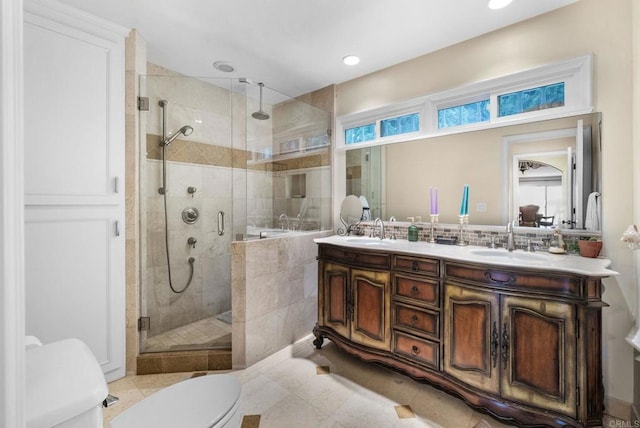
[411,315,419,325]
[411,345,420,356]
[410,286,419,296]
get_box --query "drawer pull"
[411,315,419,325]
[411,345,421,356]
[485,271,516,285]
[491,321,498,368]
[410,286,419,296]
[412,261,420,271]
[502,322,510,366]
[344,252,356,261]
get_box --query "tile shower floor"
[143,313,231,352]
[106,335,624,428]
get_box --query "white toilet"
[25,337,242,428]
[25,337,108,428]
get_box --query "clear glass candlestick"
[429,214,439,243]
[457,214,468,246]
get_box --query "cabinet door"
[351,269,391,351]
[501,296,576,417]
[322,262,351,338]
[444,283,500,394]
[24,7,126,382]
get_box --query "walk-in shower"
[139,68,331,355]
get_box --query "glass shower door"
[139,72,235,353]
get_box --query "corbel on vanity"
[312,235,617,428]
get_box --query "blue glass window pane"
[438,100,489,129]
[381,113,419,137]
[345,123,376,144]
[498,82,565,117]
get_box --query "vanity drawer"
[445,263,581,298]
[393,303,439,340]
[393,255,439,277]
[319,245,390,270]
[393,274,440,308]
[394,331,439,370]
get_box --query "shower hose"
[162,145,195,294]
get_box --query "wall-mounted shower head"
[252,82,270,121]
[162,125,193,147]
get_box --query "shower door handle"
[218,211,225,236]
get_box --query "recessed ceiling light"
[342,55,360,66]
[488,0,512,9]
[213,61,235,72]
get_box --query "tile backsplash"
[354,221,602,254]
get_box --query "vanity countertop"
[314,235,618,277]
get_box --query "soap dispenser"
[407,217,419,242]
[549,229,566,254]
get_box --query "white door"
[23,2,128,381]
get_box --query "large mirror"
[345,113,601,231]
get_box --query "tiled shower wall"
[231,230,333,368]
[144,160,234,337]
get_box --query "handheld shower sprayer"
[161,125,193,147]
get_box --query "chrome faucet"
[506,221,516,252]
[278,213,289,231]
[389,216,397,240]
[373,217,386,240]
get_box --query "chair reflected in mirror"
[519,204,555,228]
[538,215,555,228]
[519,204,540,227]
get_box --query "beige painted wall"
[337,0,636,403]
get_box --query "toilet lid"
[109,374,241,428]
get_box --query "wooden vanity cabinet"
[316,246,391,351]
[444,282,577,417]
[314,244,607,427]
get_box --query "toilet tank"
[26,338,109,428]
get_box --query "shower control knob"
[181,207,200,224]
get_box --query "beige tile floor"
[143,314,231,352]
[105,335,624,428]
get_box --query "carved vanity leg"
[312,324,324,349]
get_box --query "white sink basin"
[469,248,547,262]
[343,237,398,246]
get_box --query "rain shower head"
[162,125,193,147]
[252,82,270,120]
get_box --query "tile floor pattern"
[143,315,231,352]
[105,335,625,428]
